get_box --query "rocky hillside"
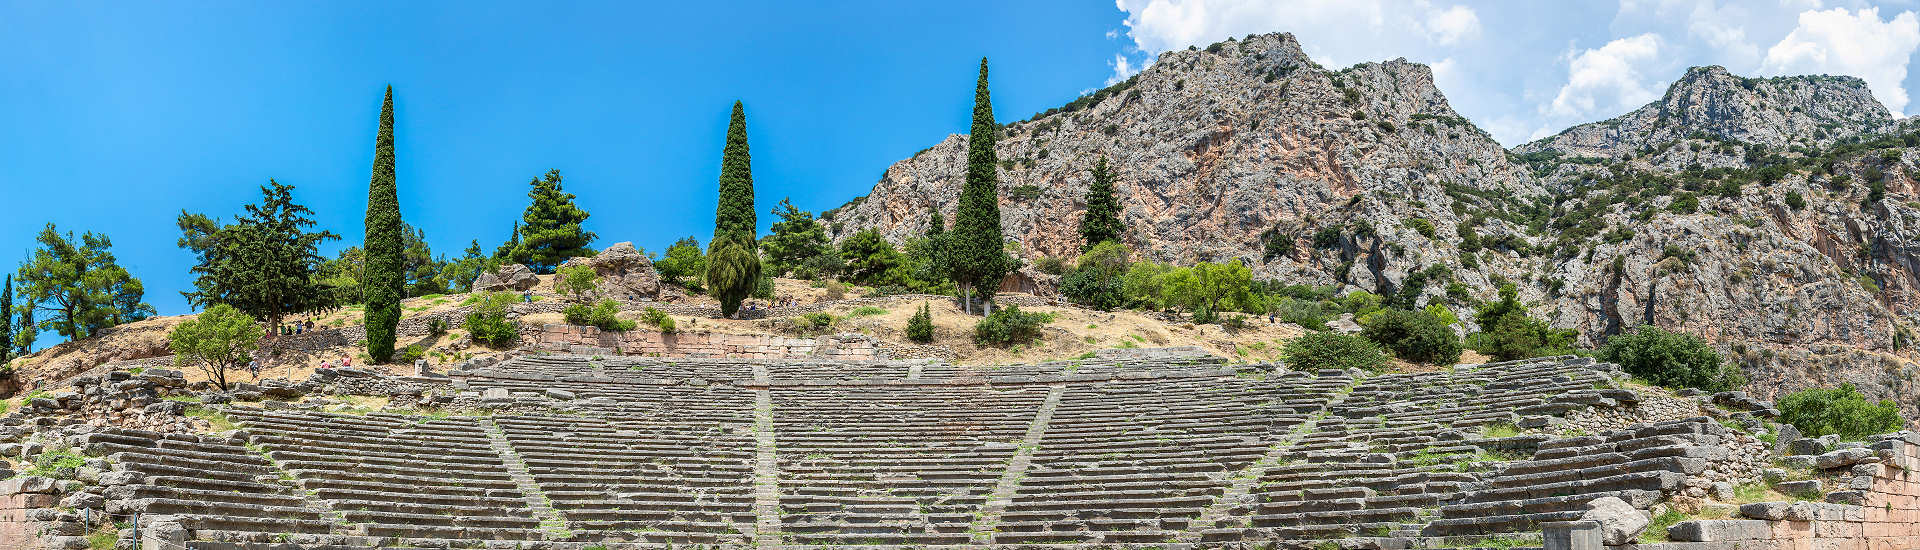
[1517,66,1894,169]
[827,32,1920,418]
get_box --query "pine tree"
[493,221,522,262]
[1079,156,1124,252]
[179,180,339,325]
[516,169,596,272]
[949,59,1012,314]
[706,101,761,317]
[1,273,11,366]
[925,210,949,283]
[362,86,405,363]
[16,224,153,341]
[762,198,829,277]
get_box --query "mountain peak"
[1518,65,1893,162]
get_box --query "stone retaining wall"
[0,478,71,550]
[521,324,883,360]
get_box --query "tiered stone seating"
[491,383,758,545]
[771,385,1051,545]
[988,371,1347,544]
[79,428,340,543]
[227,408,547,541]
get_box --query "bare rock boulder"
[473,264,540,292]
[1581,496,1650,545]
[556,242,661,300]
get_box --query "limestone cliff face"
[1517,66,1893,169]
[825,33,1537,266]
[827,32,1920,419]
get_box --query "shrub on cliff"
[1281,331,1388,373]
[1360,308,1461,365]
[1777,384,1904,440]
[1599,325,1744,392]
[465,292,520,347]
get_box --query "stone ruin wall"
[519,323,883,360]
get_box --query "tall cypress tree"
[362,86,404,363]
[706,101,761,317]
[1,273,12,366]
[949,58,1012,314]
[1079,156,1124,252]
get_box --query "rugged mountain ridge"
[1518,66,1893,168]
[828,32,1920,419]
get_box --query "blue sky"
[5,0,1920,337]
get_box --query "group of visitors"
[269,319,320,336]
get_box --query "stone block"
[1542,520,1603,550]
[1581,496,1649,545]
[1667,519,1772,542]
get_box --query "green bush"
[465,292,520,347]
[426,317,449,337]
[1469,283,1574,361]
[400,345,427,362]
[1777,384,1904,440]
[563,299,636,331]
[1785,191,1806,210]
[1598,325,1745,392]
[1061,266,1126,311]
[1274,297,1329,331]
[906,303,934,343]
[1403,218,1436,239]
[973,305,1051,347]
[640,307,676,333]
[1360,308,1462,365]
[1281,331,1390,372]
[795,312,836,331]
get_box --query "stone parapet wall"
[521,324,883,360]
[1598,434,1920,550]
[0,478,81,550]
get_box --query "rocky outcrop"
[1518,66,1893,166]
[556,242,661,300]
[473,263,540,292]
[825,32,1920,424]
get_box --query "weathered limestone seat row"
[30,352,1868,549]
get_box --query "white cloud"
[1761,6,1920,114]
[1425,5,1481,45]
[1105,53,1142,86]
[1112,0,1483,65]
[1545,33,1665,122]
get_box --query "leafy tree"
[972,305,1049,346]
[1360,308,1461,365]
[11,304,32,358]
[762,198,830,277]
[656,237,707,290]
[1282,331,1389,372]
[442,240,493,293]
[564,299,634,331]
[1598,325,1746,392]
[402,224,445,297]
[1060,241,1130,311]
[1777,384,1905,440]
[840,229,903,286]
[706,101,760,317]
[167,304,264,392]
[949,59,1013,314]
[922,211,950,283]
[1079,156,1124,252]
[178,180,339,324]
[514,169,597,272]
[15,224,154,341]
[316,246,366,306]
[555,264,599,302]
[899,237,955,294]
[1468,283,1575,361]
[906,303,934,343]
[362,86,405,363]
[1163,260,1254,316]
[464,292,519,347]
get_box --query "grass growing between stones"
[1479,422,1523,439]
[184,406,237,432]
[85,523,117,550]
[1640,509,1690,543]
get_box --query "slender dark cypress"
[362,86,404,362]
[949,58,1011,314]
